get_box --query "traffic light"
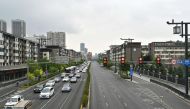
[156,57,161,64]
[103,57,108,64]
[138,57,143,64]
[120,57,125,64]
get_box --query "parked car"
[62,83,72,92]
[54,77,61,83]
[39,87,54,99]
[75,73,81,78]
[33,84,44,93]
[70,77,77,83]
[69,73,74,78]
[62,77,70,82]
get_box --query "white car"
[75,73,81,78]
[61,73,66,78]
[62,77,70,82]
[70,77,77,83]
[62,83,72,92]
[45,80,55,87]
[4,95,24,108]
[39,87,54,99]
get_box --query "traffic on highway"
[1,62,90,109]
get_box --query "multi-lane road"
[0,72,86,109]
[90,62,190,109]
[1,61,190,109]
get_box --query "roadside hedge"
[81,63,91,108]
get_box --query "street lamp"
[167,19,190,96]
[173,25,181,34]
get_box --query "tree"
[27,72,35,81]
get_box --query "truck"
[4,95,32,109]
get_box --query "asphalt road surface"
[0,72,86,109]
[90,62,190,109]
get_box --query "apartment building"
[12,19,26,37]
[110,42,141,64]
[141,45,149,56]
[0,20,7,32]
[0,31,39,66]
[47,32,66,48]
[148,41,188,64]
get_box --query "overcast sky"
[0,0,190,54]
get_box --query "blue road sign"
[177,60,183,64]
[177,59,190,66]
[183,60,190,66]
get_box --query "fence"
[140,70,190,89]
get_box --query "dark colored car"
[33,84,44,93]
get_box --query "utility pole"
[167,19,190,96]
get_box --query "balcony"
[14,59,19,62]
[0,52,4,55]
[14,53,19,56]
[0,59,4,63]
[0,45,4,48]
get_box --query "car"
[33,84,44,93]
[69,73,74,78]
[39,87,54,99]
[62,83,72,92]
[5,95,24,108]
[61,73,66,78]
[45,80,55,87]
[62,76,70,82]
[70,77,77,83]
[54,77,61,83]
[75,73,81,78]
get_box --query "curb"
[150,78,190,101]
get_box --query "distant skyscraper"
[80,43,85,53]
[0,20,7,32]
[47,32,66,48]
[85,48,88,54]
[12,19,26,37]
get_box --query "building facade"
[12,19,26,37]
[111,42,141,64]
[141,45,149,56]
[0,20,7,32]
[0,31,39,66]
[80,43,85,53]
[47,32,66,48]
[148,41,188,64]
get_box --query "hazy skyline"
[0,0,189,54]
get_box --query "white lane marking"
[59,94,71,109]
[124,103,127,107]
[118,95,121,99]
[106,102,109,107]
[104,95,106,98]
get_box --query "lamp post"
[114,47,117,73]
[167,19,190,95]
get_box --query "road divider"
[80,63,91,109]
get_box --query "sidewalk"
[133,73,190,98]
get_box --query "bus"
[65,66,76,73]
